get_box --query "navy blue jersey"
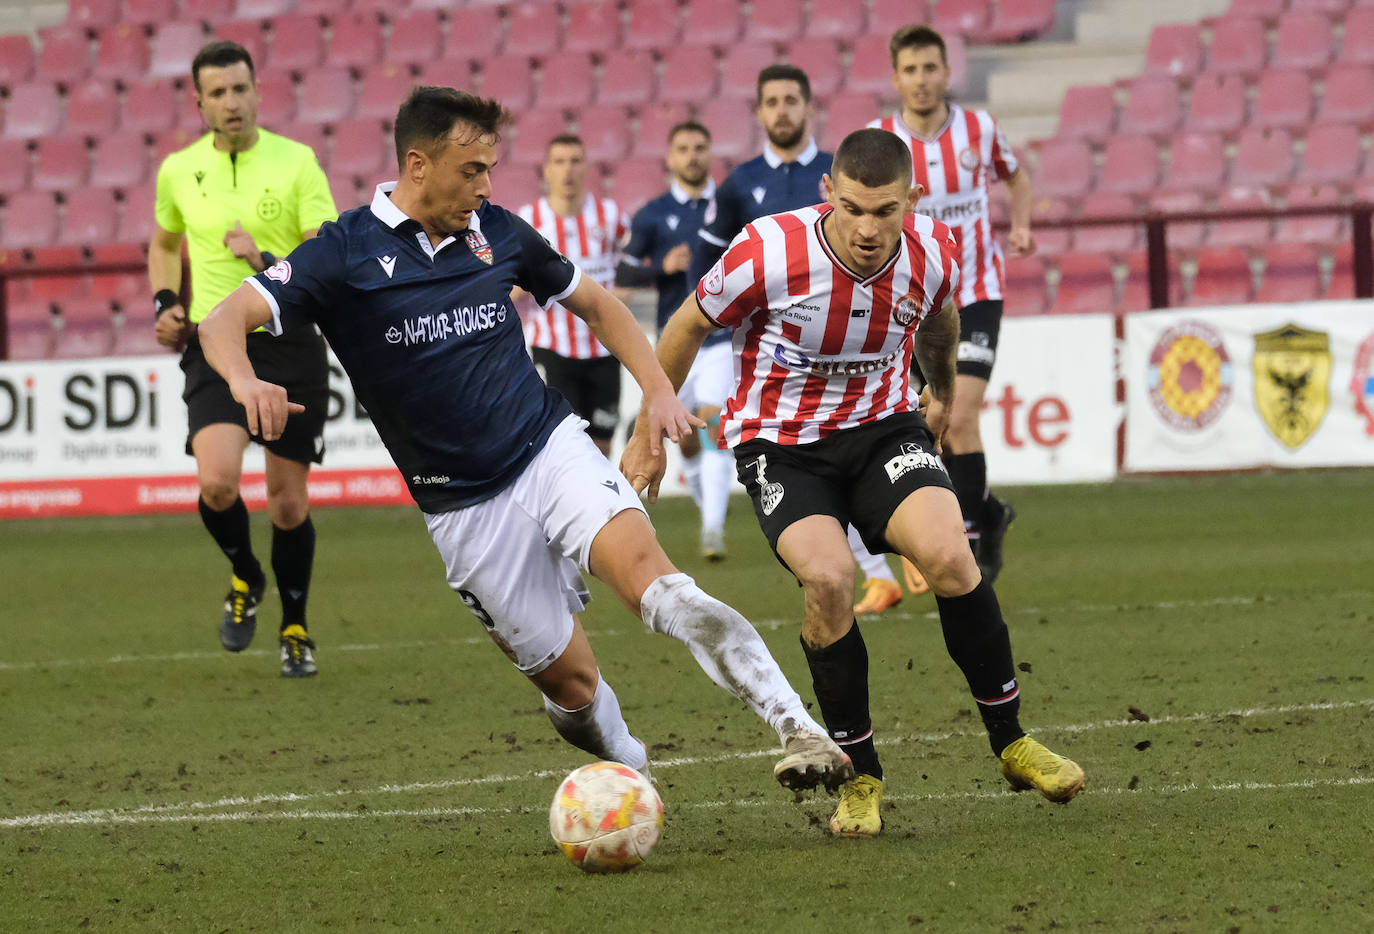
[622,180,715,333]
[248,184,580,513]
[689,139,833,285]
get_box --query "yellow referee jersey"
[154,129,336,323]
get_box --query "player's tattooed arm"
[914,301,959,403]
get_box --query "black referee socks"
[199,495,264,589]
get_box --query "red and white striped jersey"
[695,205,960,447]
[867,105,1018,307]
[518,194,627,359]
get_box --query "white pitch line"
[4,698,1371,830]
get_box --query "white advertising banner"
[1123,301,1374,472]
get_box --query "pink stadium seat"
[1227,0,1287,21]
[326,12,384,71]
[178,0,235,26]
[0,191,59,250]
[510,107,572,166]
[1325,242,1355,299]
[57,187,119,247]
[213,21,266,68]
[36,31,91,85]
[1229,126,1294,187]
[1289,0,1353,13]
[538,53,597,110]
[297,66,356,124]
[1255,243,1323,302]
[1027,195,1073,256]
[1033,139,1095,198]
[1271,11,1337,71]
[32,136,89,192]
[1315,64,1374,125]
[576,104,632,162]
[121,0,177,27]
[328,118,390,178]
[656,46,718,104]
[720,41,781,100]
[92,24,150,82]
[1056,84,1116,142]
[3,82,63,138]
[695,98,759,161]
[1002,255,1050,315]
[235,0,294,18]
[148,23,207,80]
[3,298,61,360]
[419,60,476,95]
[0,35,36,88]
[819,92,880,148]
[1150,188,1207,251]
[747,0,804,42]
[630,102,691,158]
[1188,246,1253,306]
[1117,250,1183,312]
[985,0,1057,43]
[1165,132,1226,189]
[87,262,147,303]
[0,138,30,193]
[254,68,297,130]
[931,0,990,40]
[783,39,845,97]
[286,122,327,166]
[1252,69,1314,130]
[479,57,536,111]
[89,131,149,188]
[1298,122,1362,183]
[356,66,415,123]
[152,128,197,163]
[65,80,120,135]
[682,0,745,46]
[1205,17,1267,76]
[54,297,116,359]
[66,0,119,29]
[563,0,622,54]
[1275,183,1347,245]
[624,0,682,51]
[1143,23,1202,79]
[1051,252,1116,315]
[1096,135,1158,195]
[597,49,657,107]
[1207,188,1272,248]
[440,5,504,57]
[115,184,156,243]
[807,0,867,38]
[385,10,442,69]
[504,4,563,57]
[609,157,669,213]
[328,175,362,214]
[110,312,167,357]
[1120,76,1182,137]
[1184,73,1246,134]
[846,33,897,94]
[22,257,87,300]
[265,14,326,74]
[1073,192,1140,255]
[870,0,930,36]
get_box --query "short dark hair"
[756,64,811,104]
[832,129,913,189]
[393,86,508,170]
[191,40,254,92]
[668,120,711,144]
[890,24,948,67]
[545,133,585,155]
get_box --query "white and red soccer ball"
[549,761,663,874]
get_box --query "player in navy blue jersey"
[197,86,852,797]
[617,121,735,560]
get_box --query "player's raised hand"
[229,376,304,441]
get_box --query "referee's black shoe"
[976,499,1016,585]
[219,575,263,652]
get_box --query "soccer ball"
[549,761,663,874]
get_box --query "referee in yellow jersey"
[149,41,336,677]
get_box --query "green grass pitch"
[2,470,1371,932]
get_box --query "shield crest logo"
[465,229,493,265]
[1252,323,1331,449]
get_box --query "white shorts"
[423,415,648,675]
[679,339,734,413]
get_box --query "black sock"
[801,622,882,780]
[272,517,315,629]
[199,496,263,587]
[942,452,987,539]
[934,580,1025,755]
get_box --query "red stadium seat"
[1184,73,1246,134]
[1205,17,1267,77]
[0,35,36,88]
[1051,252,1116,315]
[152,128,197,163]
[1027,195,1073,256]
[297,66,356,125]
[1275,183,1347,245]
[1314,64,1374,125]
[89,131,150,188]
[179,0,235,26]
[782,39,844,97]
[32,136,89,192]
[630,102,691,159]
[1118,249,1184,312]
[538,53,597,110]
[509,107,572,166]
[1207,188,1272,248]
[682,0,745,46]
[1255,243,1323,302]
[1165,132,1225,190]
[1227,0,1286,21]
[1119,76,1181,137]
[576,104,633,162]
[1188,246,1253,306]
[92,24,150,82]
[148,24,208,80]
[1073,192,1140,255]
[66,0,120,29]
[1096,135,1158,195]
[869,0,930,36]
[54,297,116,359]
[213,21,267,67]
[0,191,59,250]
[624,0,682,51]
[356,65,415,123]
[1033,138,1095,198]
[478,57,536,111]
[597,49,657,107]
[386,10,442,69]
[818,92,881,149]
[1289,0,1353,13]
[564,0,623,54]
[115,184,156,243]
[57,187,119,247]
[747,0,804,42]
[1229,126,1294,187]
[1271,11,1337,71]
[931,0,990,40]
[720,41,782,100]
[328,118,390,178]
[504,4,563,57]
[1325,242,1355,299]
[328,175,362,214]
[0,138,30,193]
[695,98,759,161]
[984,0,1057,44]
[284,123,327,170]
[419,60,477,96]
[1143,23,1202,79]
[656,46,718,104]
[121,0,178,27]
[609,157,669,214]
[1298,122,1362,183]
[3,82,63,138]
[326,12,383,70]
[235,0,295,18]
[4,299,61,360]
[1056,84,1116,142]
[265,14,326,74]
[807,0,868,38]
[440,4,504,57]
[65,79,120,135]
[110,312,167,357]
[1150,188,1207,251]
[846,33,897,94]
[252,68,296,130]
[36,30,91,85]
[1002,255,1050,315]
[1251,69,1314,130]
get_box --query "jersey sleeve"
[153,158,184,234]
[247,223,346,335]
[697,174,743,250]
[912,218,961,314]
[622,202,656,264]
[509,210,581,307]
[293,147,338,234]
[988,117,1020,182]
[695,224,766,330]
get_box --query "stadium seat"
[597,49,657,107]
[0,191,60,250]
[235,0,295,18]
[1119,76,1182,137]
[22,254,87,300]
[419,60,477,96]
[328,118,390,178]
[89,131,150,188]
[1229,127,1294,187]
[0,35,36,88]
[575,104,632,162]
[1325,242,1355,299]
[747,0,804,42]
[695,98,759,161]
[152,128,197,163]
[65,79,120,136]
[328,174,362,214]
[1117,249,1184,312]
[287,123,328,168]
[807,0,867,38]
[0,138,31,194]
[1271,11,1337,71]
[538,53,598,110]
[1314,64,1374,125]
[623,0,682,51]
[66,0,120,29]
[984,0,1057,44]
[121,0,178,27]
[510,107,572,166]
[1205,17,1267,76]
[385,10,443,69]
[1033,138,1095,198]
[3,299,61,360]
[1002,254,1050,315]
[656,46,719,104]
[54,297,116,359]
[32,136,90,192]
[2,82,63,139]
[1056,84,1116,143]
[1298,122,1362,183]
[478,57,536,111]
[326,12,384,71]
[630,102,691,159]
[1207,188,1272,248]
[35,30,91,86]
[1150,188,1207,251]
[608,156,668,207]
[1050,252,1116,315]
[440,4,505,57]
[497,163,544,214]
[356,66,415,123]
[1028,195,1073,255]
[1275,182,1347,245]
[1184,73,1247,134]
[818,91,880,149]
[110,311,167,357]
[214,21,267,70]
[1165,132,1225,190]
[1226,0,1287,21]
[682,0,745,46]
[846,33,898,94]
[56,187,120,247]
[87,265,146,303]
[264,14,326,74]
[1073,192,1140,255]
[720,41,782,100]
[1251,69,1314,130]
[296,66,356,125]
[1096,135,1158,195]
[564,0,622,54]
[1255,243,1323,302]
[869,0,929,36]
[92,23,150,82]
[1187,245,1253,305]
[148,23,208,80]
[178,0,236,26]
[504,4,563,57]
[114,184,156,243]
[931,0,990,40]
[782,39,844,97]
[1289,0,1353,13]
[1143,23,1202,79]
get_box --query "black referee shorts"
[181,327,330,465]
[531,348,622,441]
[733,411,954,564]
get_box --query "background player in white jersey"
[622,129,1082,838]
[519,134,628,455]
[865,24,1035,590]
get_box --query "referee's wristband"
[258,250,276,270]
[153,289,180,319]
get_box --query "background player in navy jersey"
[616,120,735,560]
[623,128,1083,838]
[197,86,852,800]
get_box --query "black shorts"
[955,299,1003,381]
[181,327,330,464]
[733,411,954,562]
[531,348,622,441]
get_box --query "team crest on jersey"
[1352,332,1374,436]
[894,296,921,327]
[703,260,725,295]
[264,259,291,283]
[1253,323,1330,450]
[465,229,494,265]
[1146,322,1232,431]
[666,214,680,231]
[958,147,981,172]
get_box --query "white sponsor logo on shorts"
[885,442,945,483]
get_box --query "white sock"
[847,525,895,582]
[681,454,704,509]
[640,573,825,742]
[698,447,734,535]
[543,676,647,771]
